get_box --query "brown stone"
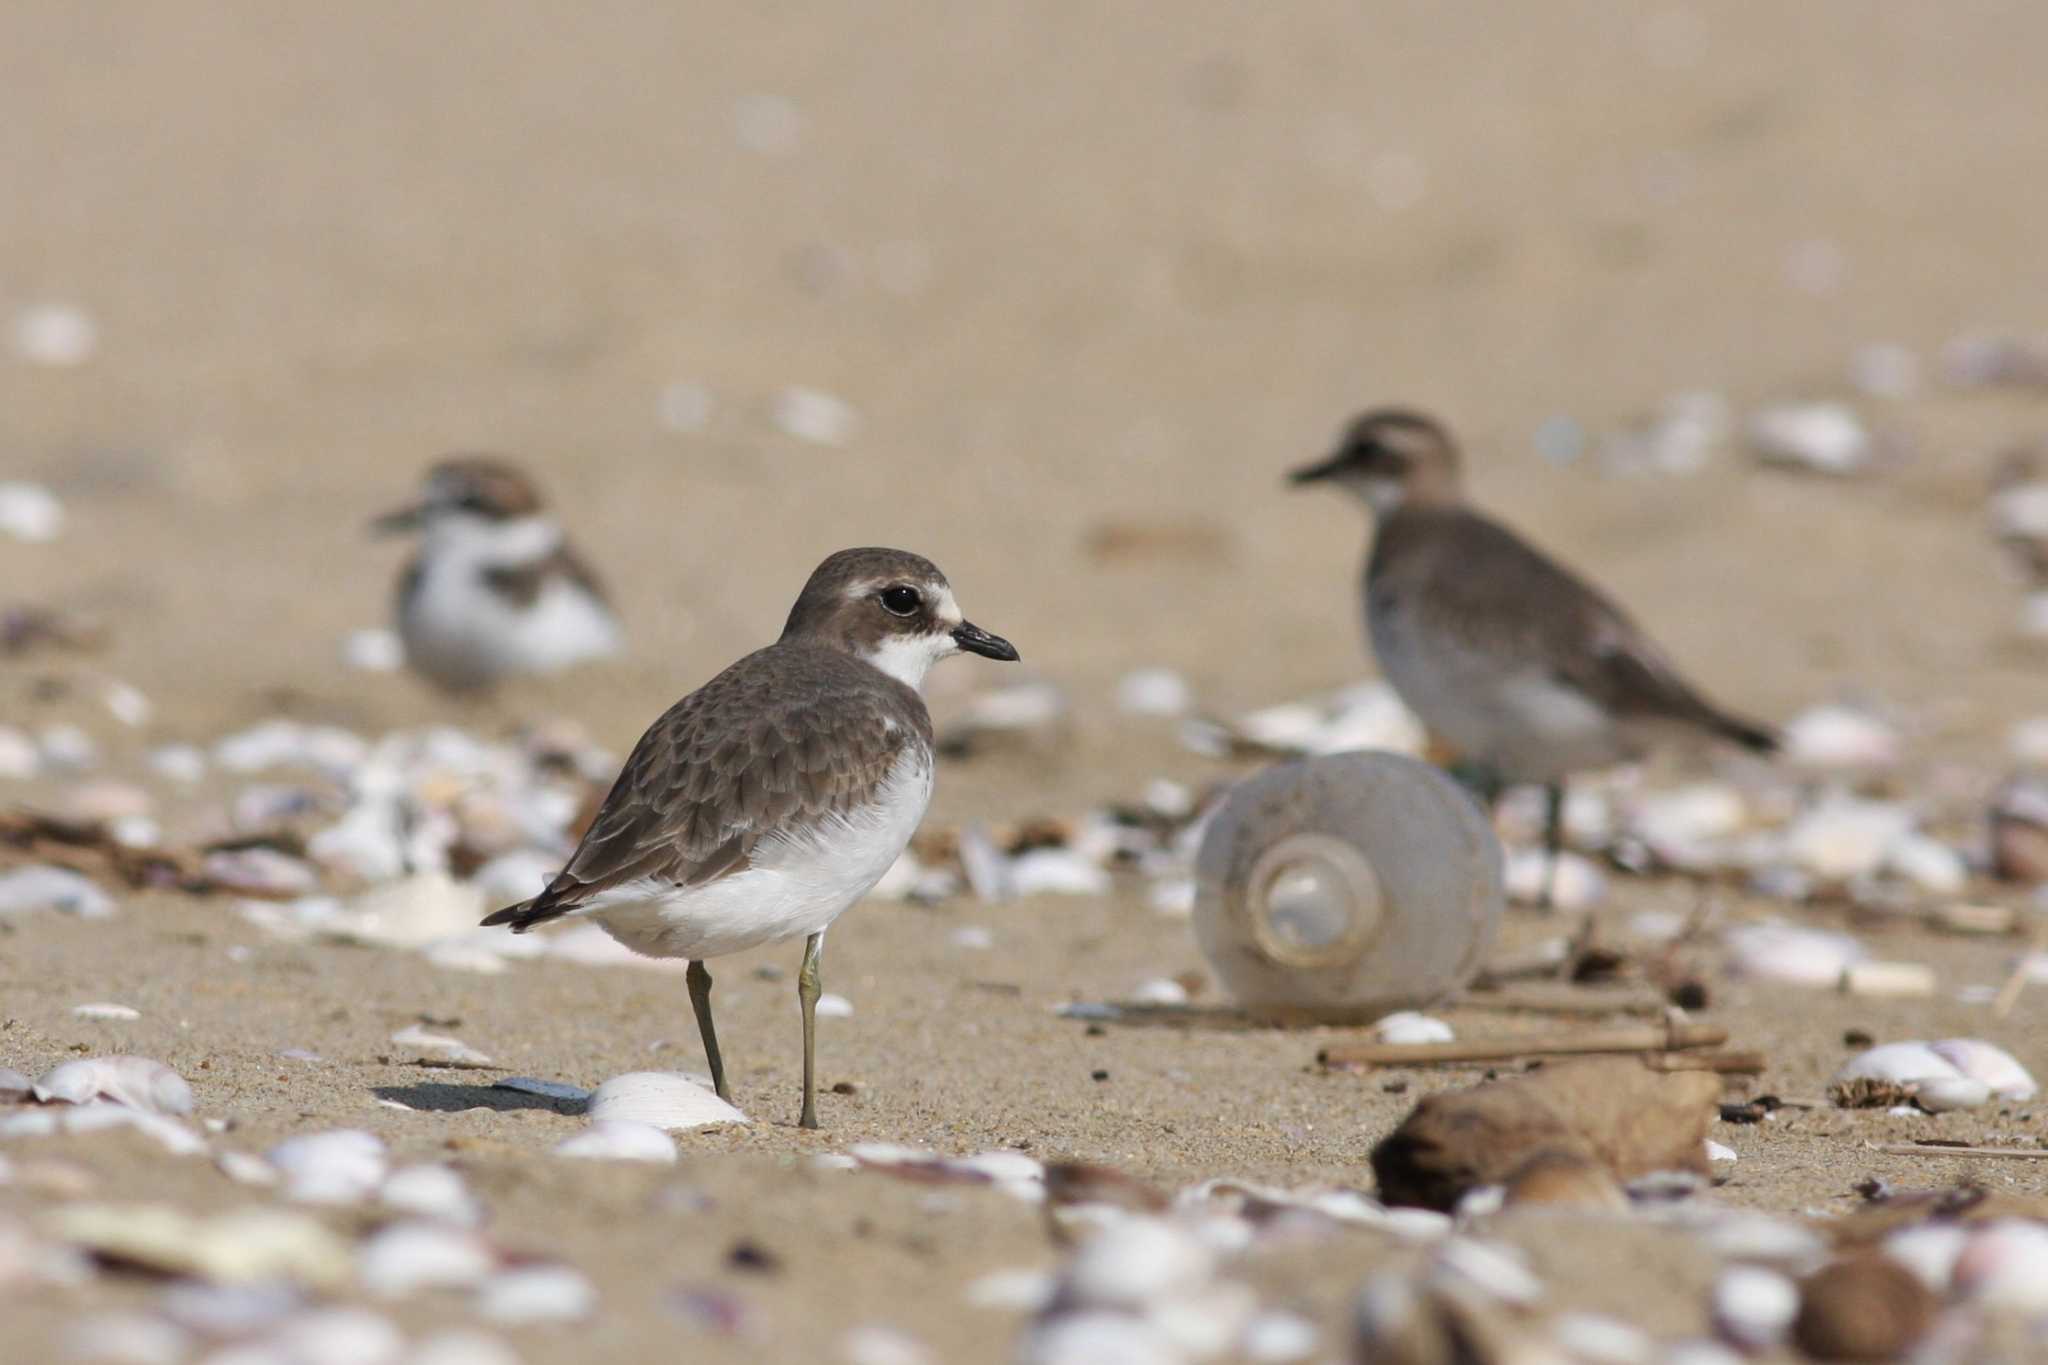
[1793,1255,1936,1361]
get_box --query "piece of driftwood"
[1864,1142,2048,1160]
[1320,1018,1726,1068]
[1457,983,1670,1016]
[1642,1050,1766,1075]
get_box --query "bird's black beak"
[1288,451,1347,487]
[953,621,1019,662]
[369,502,427,537]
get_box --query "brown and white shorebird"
[373,457,623,692]
[1291,409,1776,892]
[482,547,1018,1128]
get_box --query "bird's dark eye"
[879,585,922,617]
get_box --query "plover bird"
[482,547,1018,1128]
[1292,409,1775,894]
[373,456,623,691]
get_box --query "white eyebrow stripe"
[931,585,962,626]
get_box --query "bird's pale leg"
[686,960,731,1103]
[797,931,825,1130]
[1541,780,1567,911]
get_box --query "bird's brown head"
[780,547,1018,690]
[1290,409,1463,514]
[372,456,548,537]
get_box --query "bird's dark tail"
[1707,709,1779,755]
[479,895,567,933]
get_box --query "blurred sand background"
[5,3,2048,1361]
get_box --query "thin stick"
[1991,919,2047,1020]
[1864,1142,2048,1160]
[1318,1020,1727,1068]
[1642,1050,1767,1075]
[1459,984,1669,1016]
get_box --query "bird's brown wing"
[483,645,928,930]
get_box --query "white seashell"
[341,627,405,673]
[1064,1217,1213,1309]
[158,1282,303,1337]
[472,849,559,909]
[202,847,318,897]
[422,936,514,975]
[1952,1219,2048,1314]
[267,1130,387,1204]
[1235,702,1325,751]
[34,1057,192,1115]
[1018,1312,1182,1365]
[72,1002,141,1021]
[1704,1140,1738,1165]
[1781,796,1913,882]
[1630,783,1747,867]
[1782,706,1899,769]
[587,1072,747,1131]
[949,925,994,950]
[1726,922,1866,987]
[947,1150,1046,1202]
[1008,848,1111,897]
[1147,876,1196,918]
[379,1164,482,1225]
[1748,402,1871,475]
[147,744,207,784]
[306,803,407,883]
[39,723,98,770]
[1928,1038,2038,1100]
[358,1221,497,1297]
[0,1067,30,1100]
[52,1205,353,1287]
[59,1102,206,1154]
[0,865,115,919]
[389,1026,492,1067]
[814,993,855,1018]
[965,1267,1055,1311]
[1625,910,1688,943]
[1382,1207,1454,1241]
[1240,1310,1318,1363]
[64,1312,191,1365]
[1551,1312,1652,1364]
[771,386,857,445]
[100,681,152,729]
[1152,1280,1258,1356]
[1118,668,1193,717]
[1503,848,1606,909]
[2010,717,2048,768]
[405,1331,523,1365]
[1834,1041,1964,1089]
[533,921,689,971]
[1430,1237,1544,1306]
[841,1324,932,1365]
[0,480,65,540]
[1372,1011,1454,1044]
[474,1264,596,1324]
[1883,833,1967,896]
[1454,1185,1506,1220]
[553,1121,678,1163]
[961,681,1067,734]
[1882,1221,1970,1292]
[1310,683,1427,757]
[0,726,40,779]
[1131,978,1188,1006]
[1711,1265,1799,1349]
[217,1151,278,1186]
[1912,1075,1991,1113]
[1839,962,1936,998]
[1698,1212,1828,1265]
[264,1309,406,1365]
[9,304,96,367]
[330,874,486,950]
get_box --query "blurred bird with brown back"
[482,547,1018,1129]
[1291,409,1775,899]
[372,456,623,692]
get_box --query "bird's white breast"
[587,748,935,960]
[399,520,620,689]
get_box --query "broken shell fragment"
[266,1129,388,1204]
[475,1263,597,1324]
[586,1072,748,1131]
[379,1164,483,1226]
[553,1121,679,1163]
[33,1057,193,1116]
[358,1221,498,1297]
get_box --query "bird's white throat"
[861,631,958,690]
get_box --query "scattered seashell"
[380,1164,482,1226]
[1602,391,1730,477]
[49,1205,353,1287]
[1881,1221,1970,1293]
[772,387,858,446]
[1118,668,1194,717]
[1130,978,1188,1006]
[1018,1312,1182,1365]
[841,1324,933,1365]
[1943,332,2048,388]
[407,1331,524,1365]
[64,1312,191,1365]
[1503,848,1606,909]
[1782,706,1899,770]
[71,1002,141,1021]
[148,744,207,784]
[1951,1219,2048,1315]
[0,726,40,779]
[554,1121,678,1163]
[1834,1041,1964,1091]
[216,1151,278,1186]
[1552,1312,1652,1364]
[966,1268,1057,1312]
[390,1026,493,1067]
[1239,1310,1318,1363]
[1008,848,1112,897]
[9,303,96,367]
[1882,833,1967,897]
[202,847,319,896]
[587,1072,747,1131]
[358,1221,497,1297]
[1910,1075,1991,1113]
[157,1282,303,1337]
[267,1130,388,1204]
[1372,1012,1454,1045]
[0,482,65,541]
[1712,1266,1798,1351]
[815,993,855,1018]
[1839,962,1936,998]
[34,1057,192,1115]
[0,1068,30,1101]
[1927,1038,2037,1099]
[1726,922,1866,987]
[39,723,98,770]
[342,627,406,673]
[1781,796,1913,883]
[1748,402,1872,476]
[475,1263,596,1324]
[260,1308,407,1365]
[1063,1218,1213,1309]
[1428,1236,1544,1306]
[949,924,994,950]
[328,875,486,949]
[1147,876,1196,918]
[0,865,116,919]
